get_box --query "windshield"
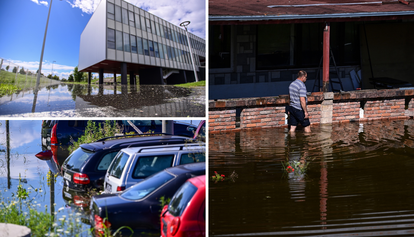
[168,181,198,217]
[107,152,130,179]
[63,148,94,172]
[121,171,175,200]
[132,155,174,179]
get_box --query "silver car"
[103,143,205,193]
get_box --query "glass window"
[137,37,143,55]
[115,5,121,22]
[123,32,130,52]
[97,152,119,171]
[164,26,169,40]
[121,171,174,200]
[163,44,168,59]
[154,42,159,58]
[107,3,115,20]
[148,40,154,57]
[132,155,174,179]
[134,14,140,29]
[107,152,130,179]
[143,38,149,56]
[168,182,198,217]
[116,30,123,51]
[130,35,137,53]
[175,48,181,63]
[159,23,164,38]
[146,18,152,33]
[180,153,205,164]
[63,148,94,172]
[128,11,134,26]
[156,23,161,36]
[140,16,146,31]
[159,43,164,59]
[210,25,231,68]
[151,21,156,35]
[122,8,128,24]
[107,28,115,49]
[167,46,173,60]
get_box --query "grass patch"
[174,80,205,88]
[0,70,58,91]
[0,84,21,96]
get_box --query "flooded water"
[209,119,414,236]
[0,83,205,117]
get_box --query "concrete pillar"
[162,120,174,135]
[113,73,117,84]
[167,70,187,84]
[129,71,135,85]
[323,22,330,92]
[99,68,104,84]
[139,67,164,85]
[88,72,92,85]
[321,92,334,124]
[121,62,127,85]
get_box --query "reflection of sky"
[0,120,42,154]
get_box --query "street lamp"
[52,60,56,76]
[36,0,54,87]
[180,21,199,82]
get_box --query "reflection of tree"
[70,84,90,101]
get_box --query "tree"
[19,67,26,75]
[5,65,9,71]
[47,74,53,79]
[12,67,18,73]
[53,75,59,80]
[73,66,86,82]
[68,74,74,82]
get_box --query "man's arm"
[300,97,309,119]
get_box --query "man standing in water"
[288,70,311,133]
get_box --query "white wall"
[78,0,107,71]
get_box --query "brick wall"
[209,89,414,133]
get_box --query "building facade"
[209,0,414,100]
[79,0,205,85]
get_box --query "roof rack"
[135,143,204,153]
[94,133,173,142]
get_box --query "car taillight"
[169,217,181,236]
[73,173,90,185]
[94,214,111,234]
[73,196,88,207]
[51,124,58,145]
[51,145,58,165]
[116,186,125,192]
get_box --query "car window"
[108,152,130,179]
[63,148,94,172]
[97,151,119,171]
[121,171,174,200]
[180,153,205,164]
[132,155,174,179]
[168,181,198,217]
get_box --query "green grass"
[0,70,57,92]
[0,84,21,96]
[175,80,205,88]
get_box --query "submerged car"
[90,162,205,237]
[161,175,206,237]
[104,143,205,193]
[61,134,195,193]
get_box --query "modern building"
[79,0,205,85]
[209,0,414,99]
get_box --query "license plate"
[105,183,112,193]
[63,191,72,199]
[64,172,71,181]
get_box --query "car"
[90,162,206,237]
[103,143,205,193]
[161,175,206,237]
[61,134,195,193]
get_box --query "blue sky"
[0,0,205,80]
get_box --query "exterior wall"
[209,89,414,133]
[78,0,107,71]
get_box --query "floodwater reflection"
[0,83,205,117]
[210,119,414,236]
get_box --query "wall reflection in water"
[209,119,414,236]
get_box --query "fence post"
[14,66,19,84]
[0,59,3,71]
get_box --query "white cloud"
[4,59,75,79]
[64,0,205,38]
[30,0,48,7]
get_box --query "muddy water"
[0,84,205,117]
[209,119,414,236]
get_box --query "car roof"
[79,135,194,152]
[187,175,206,188]
[164,162,206,176]
[120,143,205,155]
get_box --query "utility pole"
[180,21,199,82]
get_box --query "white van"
[103,143,205,193]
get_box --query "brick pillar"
[321,92,333,124]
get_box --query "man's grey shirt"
[289,79,307,110]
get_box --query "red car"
[161,175,205,237]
